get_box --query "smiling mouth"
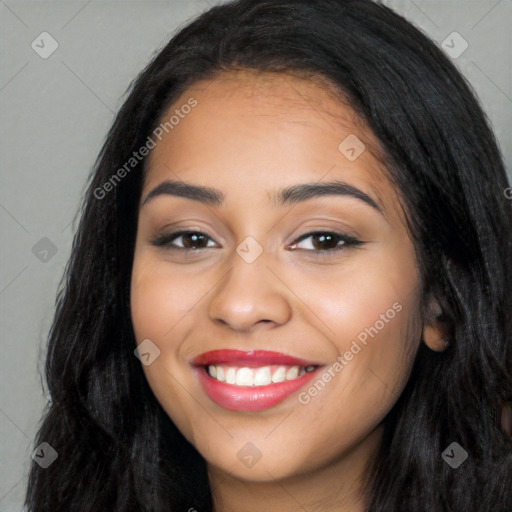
[192,349,323,411]
[205,364,317,387]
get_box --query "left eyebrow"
[141,179,383,215]
[272,180,382,213]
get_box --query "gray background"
[1,0,511,509]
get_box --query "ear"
[422,295,450,352]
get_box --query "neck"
[208,425,382,512]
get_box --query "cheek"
[130,258,194,439]
[296,251,422,429]
[131,282,173,339]
[263,274,421,473]
[289,248,421,349]
[130,256,203,341]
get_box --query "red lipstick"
[192,349,322,411]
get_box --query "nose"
[207,249,292,333]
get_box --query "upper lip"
[192,349,322,368]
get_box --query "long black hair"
[25,1,512,510]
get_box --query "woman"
[25,0,512,510]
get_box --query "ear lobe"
[423,324,449,352]
[422,296,450,352]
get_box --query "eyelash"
[151,229,363,256]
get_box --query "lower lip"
[195,367,320,411]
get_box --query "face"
[130,69,425,487]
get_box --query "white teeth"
[253,367,272,386]
[286,366,299,380]
[271,366,287,383]
[206,364,316,386]
[225,367,236,385]
[235,367,253,386]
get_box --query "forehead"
[195,69,350,116]
[144,69,402,217]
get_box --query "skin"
[130,69,444,511]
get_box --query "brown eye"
[290,231,362,253]
[152,230,217,251]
